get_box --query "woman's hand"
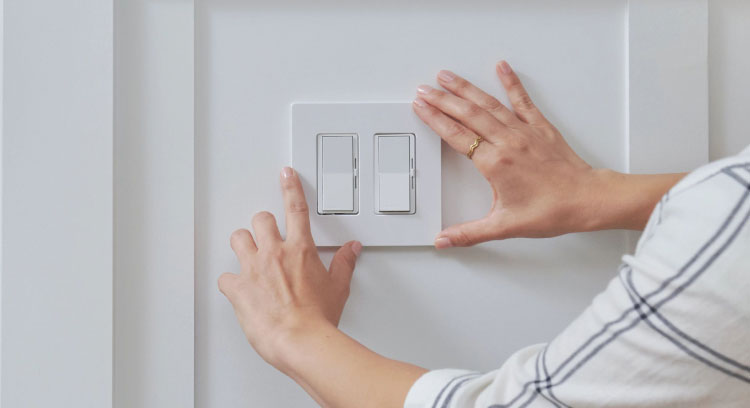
[413,60,682,248]
[218,167,362,368]
[218,167,425,408]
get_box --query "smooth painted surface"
[319,135,356,213]
[0,1,4,401]
[376,134,415,213]
[196,1,627,406]
[627,0,709,174]
[709,0,750,160]
[114,0,195,407]
[1,1,114,406]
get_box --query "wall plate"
[291,102,441,246]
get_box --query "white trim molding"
[113,1,195,407]
[627,0,709,173]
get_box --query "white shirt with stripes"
[405,145,750,408]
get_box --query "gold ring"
[467,136,483,159]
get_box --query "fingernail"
[413,97,427,108]
[499,60,512,74]
[351,241,362,257]
[281,167,294,179]
[416,84,433,95]
[434,237,453,249]
[438,70,456,82]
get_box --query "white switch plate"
[291,102,441,246]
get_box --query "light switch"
[292,103,441,246]
[317,134,358,214]
[375,134,415,214]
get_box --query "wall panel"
[2,1,114,406]
[195,2,629,406]
[113,0,194,407]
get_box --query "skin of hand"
[218,167,426,408]
[413,60,685,248]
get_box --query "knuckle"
[498,155,515,166]
[459,102,484,118]
[281,177,299,190]
[271,246,285,259]
[287,230,314,247]
[483,154,514,173]
[516,92,535,111]
[295,241,316,256]
[508,136,529,152]
[484,215,506,238]
[429,89,446,103]
[252,211,275,224]
[230,229,247,244]
[454,78,471,93]
[423,104,441,118]
[445,121,467,137]
[452,229,473,247]
[506,73,522,87]
[481,97,503,112]
[261,246,284,262]
[287,200,309,214]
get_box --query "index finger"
[279,166,314,243]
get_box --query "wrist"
[578,169,685,232]
[577,168,627,232]
[267,314,339,375]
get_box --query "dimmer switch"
[375,134,415,214]
[292,103,441,246]
[317,134,358,214]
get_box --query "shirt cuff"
[404,369,478,408]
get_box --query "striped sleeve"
[405,144,750,408]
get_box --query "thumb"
[329,240,362,287]
[434,216,504,248]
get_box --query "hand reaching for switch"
[218,168,426,408]
[413,60,684,248]
[218,61,686,408]
[218,167,363,367]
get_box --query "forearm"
[275,319,427,408]
[582,169,686,232]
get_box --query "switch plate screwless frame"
[291,103,441,246]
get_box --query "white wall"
[2,1,113,407]
[709,0,750,160]
[195,1,629,406]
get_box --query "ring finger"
[436,70,521,127]
[412,98,489,161]
[416,84,505,142]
